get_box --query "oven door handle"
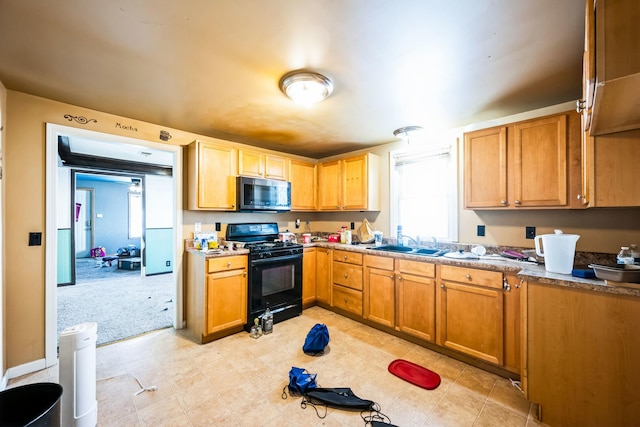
[251,254,302,265]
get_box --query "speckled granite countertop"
[309,242,640,298]
[185,247,250,257]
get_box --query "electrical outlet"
[350,222,355,230]
[295,219,301,229]
[166,260,171,267]
[477,225,485,237]
[194,222,201,233]
[215,222,221,232]
[29,232,42,246]
[526,226,536,239]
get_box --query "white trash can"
[59,322,98,427]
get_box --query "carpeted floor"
[57,258,174,346]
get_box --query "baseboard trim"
[7,358,46,380]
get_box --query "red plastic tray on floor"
[388,359,441,390]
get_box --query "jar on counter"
[617,246,634,265]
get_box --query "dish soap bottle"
[397,225,403,246]
[262,305,273,335]
[249,318,262,339]
[617,246,634,265]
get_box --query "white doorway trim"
[45,123,183,367]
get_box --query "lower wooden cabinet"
[437,265,504,365]
[315,248,332,304]
[302,248,317,306]
[332,250,363,315]
[363,255,395,328]
[186,253,247,343]
[526,281,640,426]
[396,259,436,342]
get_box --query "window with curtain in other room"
[391,143,458,243]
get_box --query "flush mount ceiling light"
[393,126,425,140]
[279,70,333,105]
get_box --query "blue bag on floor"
[302,323,330,355]
[287,366,318,395]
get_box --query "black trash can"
[0,382,63,427]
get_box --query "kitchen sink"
[368,245,447,257]
[368,245,414,252]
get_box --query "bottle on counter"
[617,246,634,265]
[397,225,404,246]
[262,305,273,335]
[249,318,262,339]
[630,244,640,264]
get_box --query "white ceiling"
[0,1,584,158]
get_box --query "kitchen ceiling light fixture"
[393,126,424,140]
[279,70,333,105]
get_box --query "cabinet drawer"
[398,259,435,277]
[332,284,362,315]
[333,250,363,265]
[332,262,363,290]
[440,265,502,289]
[207,256,247,273]
[364,254,394,270]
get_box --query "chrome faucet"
[427,236,438,249]
[399,234,420,247]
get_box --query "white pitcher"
[534,229,580,274]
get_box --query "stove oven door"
[249,253,302,326]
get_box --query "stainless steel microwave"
[236,176,291,212]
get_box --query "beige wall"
[4,90,640,370]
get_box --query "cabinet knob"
[465,274,471,280]
[397,275,402,281]
[515,200,521,205]
[227,262,231,268]
[500,200,507,205]
[243,272,247,277]
[343,255,348,260]
[390,275,394,279]
[337,205,340,209]
[232,204,235,208]
[440,284,445,288]
[344,298,348,303]
[344,273,348,278]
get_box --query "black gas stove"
[226,223,303,330]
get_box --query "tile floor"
[8,307,547,426]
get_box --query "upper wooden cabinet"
[583,0,640,136]
[464,112,583,210]
[584,128,640,207]
[318,153,380,211]
[238,149,288,181]
[289,159,317,211]
[187,140,237,210]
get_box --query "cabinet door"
[238,149,264,178]
[318,160,341,210]
[265,154,288,180]
[513,115,568,207]
[439,281,504,365]
[302,248,317,306]
[364,267,395,328]
[397,273,435,342]
[316,248,332,304]
[289,159,317,210]
[188,141,237,210]
[464,126,508,208]
[205,268,247,335]
[590,129,640,207]
[342,155,368,210]
[503,274,521,374]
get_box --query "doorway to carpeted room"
[57,258,174,346]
